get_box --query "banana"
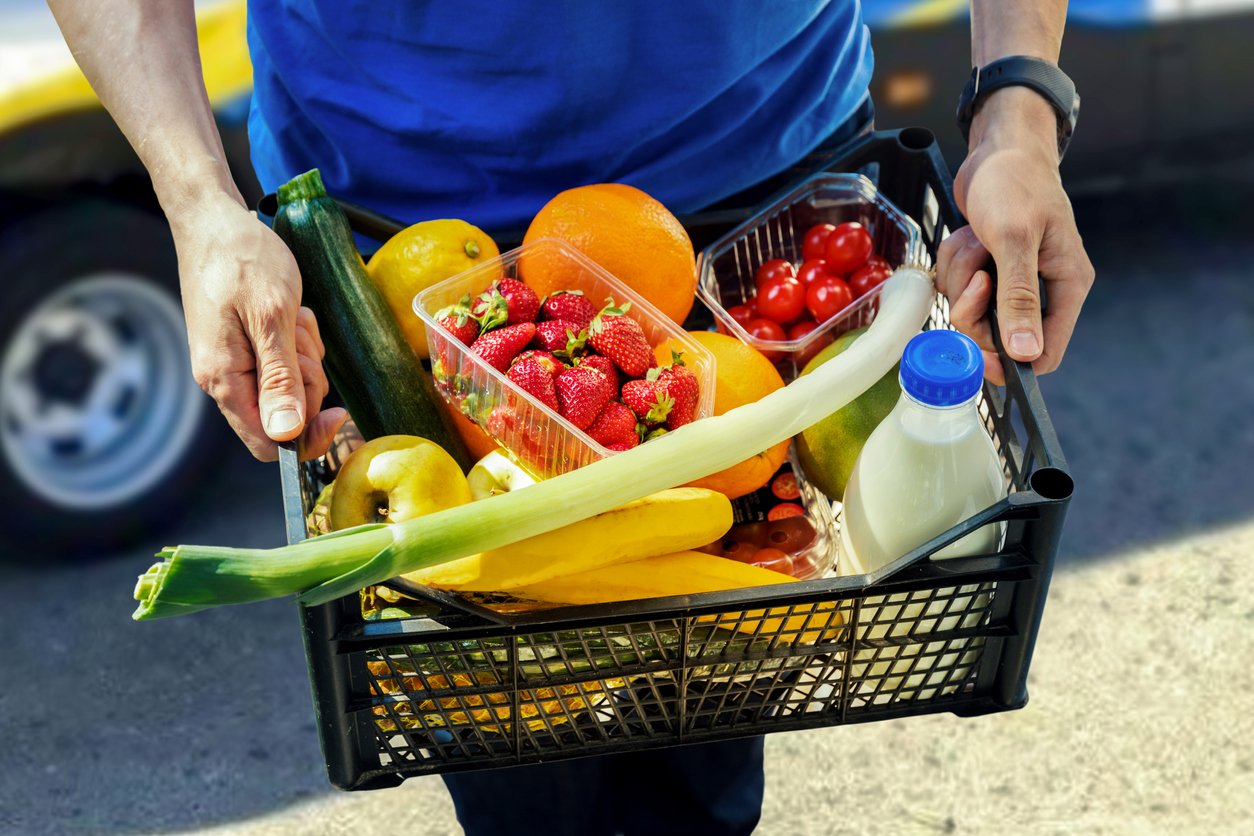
[405,487,732,591]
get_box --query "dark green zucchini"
[273,169,470,468]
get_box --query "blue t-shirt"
[247,1,872,232]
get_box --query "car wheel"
[0,198,222,556]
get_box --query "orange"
[439,399,501,463]
[520,183,697,325]
[655,331,790,500]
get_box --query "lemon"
[365,220,499,359]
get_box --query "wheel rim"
[0,273,204,510]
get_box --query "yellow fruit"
[406,487,732,591]
[512,550,844,642]
[520,183,697,325]
[329,435,472,530]
[365,219,499,359]
[655,331,790,499]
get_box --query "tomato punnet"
[806,275,855,323]
[802,223,837,262]
[745,318,787,361]
[823,222,873,273]
[755,259,796,291]
[796,259,834,287]
[726,303,755,329]
[849,261,892,297]
[756,277,806,324]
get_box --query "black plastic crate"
[276,129,1073,791]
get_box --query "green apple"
[329,435,471,530]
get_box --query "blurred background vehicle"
[0,0,258,553]
[3,0,1253,555]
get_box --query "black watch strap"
[956,55,1080,159]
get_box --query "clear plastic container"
[415,238,716,479]
[697,173,926,380]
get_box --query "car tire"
[0,198,226,556]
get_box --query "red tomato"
[802,224,837,262]
[786,319,819,341]
[726,303,755,328]
[722,539,759,563]
[824,222,874,273]
[796,259,834,287]
[745,295,759,316]
[755,259,796,291]
[849,263,892,297]
[766,503,806,521]
[771,472,801,500]
[751,547,795,574]
[756,277,806,324]
[806,275,855,323]
[745,318,787,361]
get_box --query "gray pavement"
[1,194,1252,835]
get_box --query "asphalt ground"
[1,192,1252,835]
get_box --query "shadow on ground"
[1,189,1251,836]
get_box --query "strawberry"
[621,378,673,426]
[586,401,641,449]
[493,278,540,325]
[555,366,613,430]
[539,290,597,329]
[651,352,700,429]
[533,320,588,359]
[605,442,636,452]
[507,357,560,411]
[588,300,653,378]
[576,353,618,393]
[512,349,564,378]
[434,294,481,346]
[471,322,536,372]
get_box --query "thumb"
[252,313,306,441]
[990,230,1045,364]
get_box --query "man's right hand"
[171,193,345,461]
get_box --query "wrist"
[153,157,246,234]
[968,87,1060,164]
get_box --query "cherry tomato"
[751,547,795,575]
[755,259,796,291]
[796,259,834,287]
[722,539,759,563]
[766,503,806,521]
[725,303,755,328]
[745,295,759,317]
[848,262,892,298]
[730,521,772,547]
[745,318,787,361]
[756,277,806,324]
[802,224,837,262]
[766,516,818,552]
[771,471,801,500]
[786,319,819,341]
[806,275,855,323]
[824,222,874,273]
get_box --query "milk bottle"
[838,329,1008,699]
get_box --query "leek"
[133,268,934,620]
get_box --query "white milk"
[837,330,1008,700]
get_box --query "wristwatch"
[956,55,1080,160]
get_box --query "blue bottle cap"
[899,330,984,407]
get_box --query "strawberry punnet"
[539,290,597,329]
[586,401,640,449]
[588,300,653,378]
[507,357,560,411]
[471,322,536,372]
[621,378,673,426]
[532,319,588,358]
[555,366,613,430]
[434,293,480,346]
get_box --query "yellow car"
[0,0,256,552]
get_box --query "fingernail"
[267,408,301,435]
[1009,331,1040,357]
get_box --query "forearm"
[45,0,242,225]
[968,0,1068,160]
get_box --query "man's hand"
[937,88,1094,385]
[172,193,345,461]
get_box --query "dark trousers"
[443,736,766,836]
